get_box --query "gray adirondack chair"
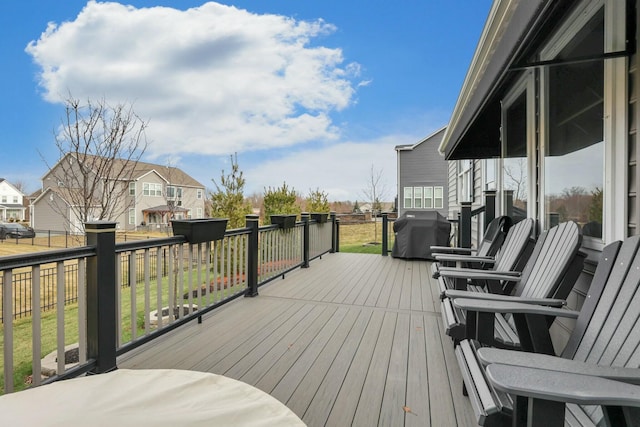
[434,218,535,297]
[431,215,513,275]
[454,236,640,426]
[442,221,586,345]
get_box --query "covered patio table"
[0,368,306,426]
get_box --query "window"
[129,182,136,196]
[502,87,529,223]
[434,187,444,209]
[166,186,182,199]
[196,208,203,218]
[403,187,413,208]
[485,159,497,191]
[457,160,473,203]
[128,208,135,225]
[197,189,203,199]
[143,183,162,197]
[1,196,6,203]
[424,187,433,208]
[542,5,604,239]
[413,187,423,208]
[13,196,18,203]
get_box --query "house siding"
[33,191,70,232]
[396,128,449,217]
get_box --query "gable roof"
[395,126,447,152]
[45,153,204,188]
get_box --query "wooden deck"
[118,253,477,426]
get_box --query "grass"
[339,221,394,255]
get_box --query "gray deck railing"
[1,213,338,394]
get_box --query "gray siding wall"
[397,128,448,217]
[33,192,70,232]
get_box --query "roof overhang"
[439,0,561,160]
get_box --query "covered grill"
[391,211,451,260]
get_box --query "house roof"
[395,126,447,152]
[143,205,189,213]
[44,154,205,188]
[33,187,100,208]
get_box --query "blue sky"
[0,0,491,201]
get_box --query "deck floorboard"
[118,253,476,426]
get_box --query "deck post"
[330,212,338,253]
[85,221,117,374]
[335,217,340,253]
[301,213,310,268]
[484,190,496,230]
[245,215,259,297]
[460,201,472,248]
[381,212,389,256]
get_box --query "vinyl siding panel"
[396,128,448,217]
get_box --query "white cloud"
[242,134,420,202]
[26,1,360,157]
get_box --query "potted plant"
[310,213,328,223]
[171,218,228,243]
[270,214,297,229]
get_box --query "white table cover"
[0,369,306,426]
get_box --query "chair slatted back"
[475,216,512,259]
[571,235,640,367]
[493,218,534,272]
[515,221,583,300]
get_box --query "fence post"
[505,190,514,218]
[301,213,310,268]
[484,190,496,230]
[85,221,117,374]
[460,201,472,248]
[381,212,389,256]
[330,212,337,253]
[335,217,340,253]
[245,215,259,297]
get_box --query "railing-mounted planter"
[311,213,328,223]
[270,214,297,230]
[171,218,228,243]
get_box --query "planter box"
[311,213,328,223]
[270,214,297,230]
[171,218,228,243]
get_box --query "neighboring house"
[32,155,206,232]
[0,178,27,221]
[439,0,637,348]
[395,127,448,217]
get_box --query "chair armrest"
[430,245,475,255]
[452,298,574,315]
[478,348,640,385]
[486,364,640,407]
[438,269,522,282]
[434,254,496,264]
[444,291,567,308]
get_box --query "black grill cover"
[391,211,451,260]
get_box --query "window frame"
[413,186,423,208]
[403,187,413,209]
[537,0,625,246]
[424,186,434,209]
[434,187,444,209]
[143,182,163,197]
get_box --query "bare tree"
[42,95,148,232]
[362,165,389,243]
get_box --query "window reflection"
[545,9,603,239]
[503,92,527,223]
